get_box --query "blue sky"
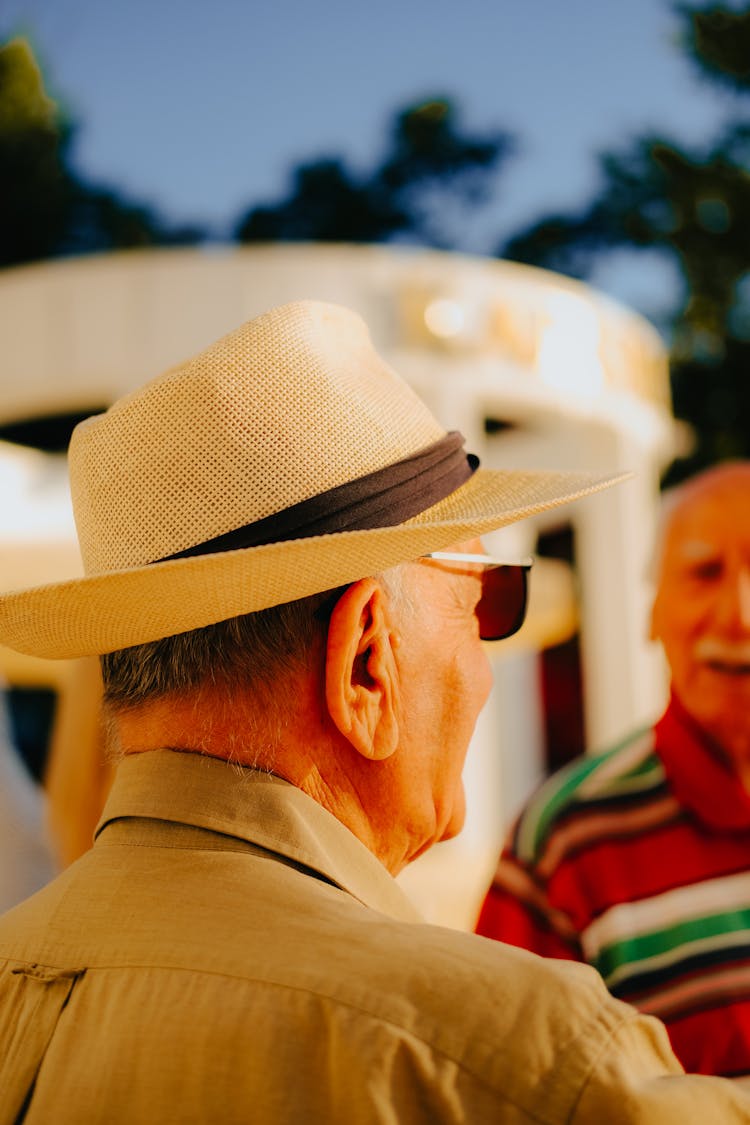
[1,0,740,321]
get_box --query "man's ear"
[325,578,399,762]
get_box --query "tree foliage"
[0,37,74,266]
[680,2,750,91]
[500,3,750,484]
[236,99,513,249]
[0,37,202,269]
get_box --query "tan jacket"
[1,750,748,1123]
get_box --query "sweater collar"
[656,694,750,831]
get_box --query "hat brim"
[0,468,627,659]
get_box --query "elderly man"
[0,302,747,1122]
[477,461,750,1080]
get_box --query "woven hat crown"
[70,300,445,574]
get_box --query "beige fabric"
[1,751,748,1123]
[0,300,626,659]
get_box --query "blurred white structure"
[0,244,677,926]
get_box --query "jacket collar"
[95,749,422,923]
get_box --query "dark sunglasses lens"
[477,566,528,641]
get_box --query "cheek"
[481,647,493,696]
[666,650,700,697]
[653,603,702,665]
[454,644,493,725]
[658,594,725,674]
[472,645,493,706]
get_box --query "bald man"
[477,461,750,1079]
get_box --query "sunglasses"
[422,552,533,641]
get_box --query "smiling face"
[650,463,750,766]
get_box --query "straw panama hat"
[0,300,626,660]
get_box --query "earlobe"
[325,579,400,762]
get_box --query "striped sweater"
[476,695,750,1078]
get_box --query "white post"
[573,423,668,751]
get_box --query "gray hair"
[100,587,343,713]
[100,566,412,715]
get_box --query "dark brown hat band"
[160,431,478,562]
